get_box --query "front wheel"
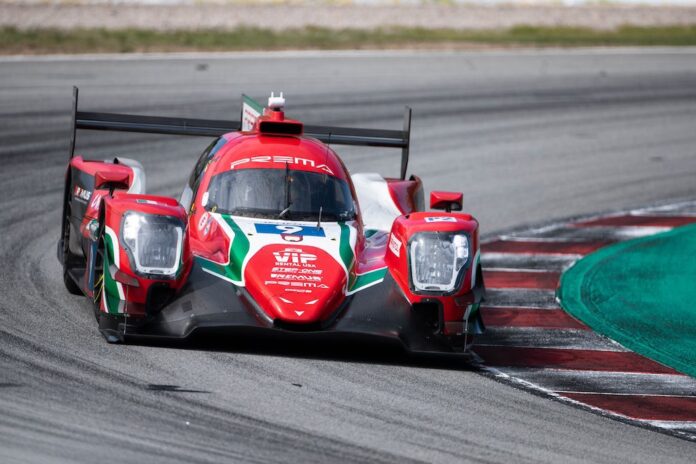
[93,235,125,343]
[61,204,83,295]
[63,269,82,295]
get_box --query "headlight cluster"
[409,232,469,293]
[121,211,183,278]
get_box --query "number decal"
[254,223,326,237]
[276,225,303,234]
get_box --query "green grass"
[2,25,696,54]
[559,223,696,378]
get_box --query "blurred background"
[1,0,696,53]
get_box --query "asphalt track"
[1,49,696,463]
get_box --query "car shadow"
[130,330,482,373]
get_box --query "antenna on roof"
[268,92,285,111]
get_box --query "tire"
[63,269,82,295]
[61,203,83,295]
[92,240,106,321]
[93,237,125,344]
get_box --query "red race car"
[58,89,485,353]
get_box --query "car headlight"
[121,211,183,278]
[409,232,469,293]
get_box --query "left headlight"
[409,232,469,293]
[121,211,184,278]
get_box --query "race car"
[58,88,485,353]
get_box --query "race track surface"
[1,49,696,463]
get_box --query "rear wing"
[70,87,412,180]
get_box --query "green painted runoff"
[559,223,696,378]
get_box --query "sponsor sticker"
[271,267,322,275]
[90,193,102,210]
[264,281,324,289]
[255,223,326,237]
[197,212,213,237]
[230,156,334,175]
[270,274,322,282]
[425,216,457,223]
[73,185,91,202]
[389,234,401,257]
[241,95,262,131]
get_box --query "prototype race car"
[58,89,485,353]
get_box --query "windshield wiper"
[278,162,292,219]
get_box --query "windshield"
[205,168,356,221]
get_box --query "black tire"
[61,203,83,295]
[63,269,82,295]
[95,252,125,344]
[92,239,106,321]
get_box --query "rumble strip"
[475,200,696,441]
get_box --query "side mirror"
[430,191,463,212]
[95,170,130,192]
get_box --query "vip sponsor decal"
[389,234,401,257]
[255,223,326,237]
[425,216,457,223]
[273,248,317,266]
[230,156,334,175]
[73,185,91,203]
[245,244,342,302]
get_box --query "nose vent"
[274,319,323,332]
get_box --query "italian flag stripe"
[197,214,250,285]
[103,232,122,314]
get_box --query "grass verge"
[1,25,696,54]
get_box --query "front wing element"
[103,262,481,354]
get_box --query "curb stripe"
[481,253,577,272]
[513,225,673,242]
[481,307,588,330]
[484,289,559,309]
[480,204,696,438]
[502,369,696,396]
[477,328,626,351]
[474,346,682,374]
[575,215,696,228]
[482,240,609,255]
[563,393,696,421]
[484,269,560,290]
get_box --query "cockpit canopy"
[205,167,356,221]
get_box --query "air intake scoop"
[258,119,303,136]
[255,102,303,136]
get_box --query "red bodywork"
[64,100,483,349]
[386,212,480,336]
[100,193,192,316]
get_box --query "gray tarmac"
[1,49,695,463]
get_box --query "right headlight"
[120,211,184,278]
[409,232,469,293]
